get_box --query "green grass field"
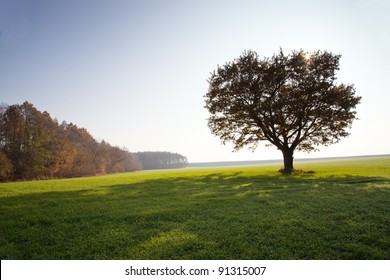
[1,156,389,259]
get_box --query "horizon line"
[189,153,390,165]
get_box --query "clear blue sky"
[1,0,389,163]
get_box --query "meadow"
[0,156,389,259]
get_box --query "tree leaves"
[204,49,361,166]
[0,102,142,181]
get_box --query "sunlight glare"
[304,52,312,61]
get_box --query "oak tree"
[204,49,361,174]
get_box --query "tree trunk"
[282,149,294,175]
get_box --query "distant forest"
[0,102,188,181]
[136,151,188,170]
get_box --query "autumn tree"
[0,102,141,181]
[204,49,361,174]
[0,102,58,179]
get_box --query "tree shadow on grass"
[0,173,389,259]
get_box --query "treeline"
[136,151,188,170]
[0,102,141,181]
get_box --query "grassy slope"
[0,156,389,259]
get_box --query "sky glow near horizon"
[0,0,389,163]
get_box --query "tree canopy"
[0,102,141,181]
[0,102,189,181]
[204,49,361,174]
